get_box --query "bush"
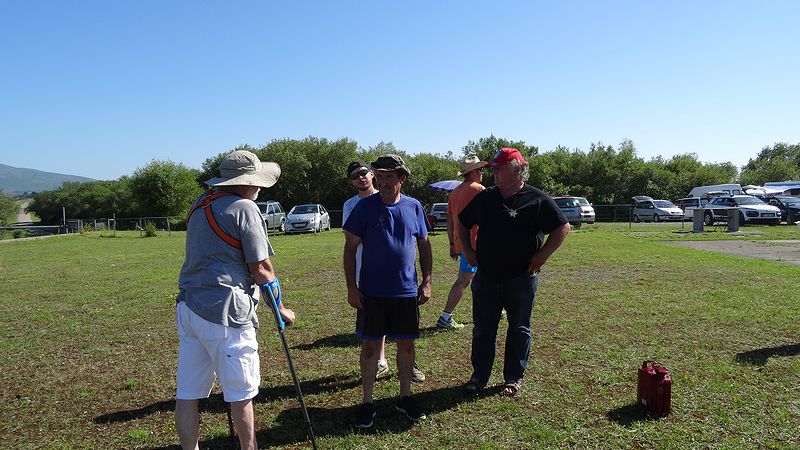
[168,217,186,231]
[13,230,31,239]
[143,221,158,237]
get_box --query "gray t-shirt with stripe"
[177,193,274,329]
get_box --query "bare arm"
[248,258,295,326]
[456,220,477,267]
[343,230,364,309]
[528,222,570,274]
[447,210,458,260]
[416,235,433,305]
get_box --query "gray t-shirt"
[177,193,274,329]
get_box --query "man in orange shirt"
[436,155,488,330]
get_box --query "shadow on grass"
[120,380,484,449]
[735,343,800,366]
[94,374,363,424]
[606,403,661,426]
[292,325,465,351]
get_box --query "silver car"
[284,203,331,234]
[554,197,583,228]
[632,196,684,222]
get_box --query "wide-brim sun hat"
[457,155,488,176]
[205,150,281,188]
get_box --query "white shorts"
[175,302,260,402]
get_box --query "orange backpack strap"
[185,190,243,249]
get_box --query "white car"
[703,196,781,226]
[284,203,331,234]
[632,196,684,222]
[575,197,595,224]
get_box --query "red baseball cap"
[490,148,526,168]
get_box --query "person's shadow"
[98,375,492,449]
[735,343,800,366]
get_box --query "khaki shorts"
[175,302,260,402]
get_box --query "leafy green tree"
[460,135,538,187]
[26,180,136,224]
[129,160,203,217]
[0,190,19,226]
[740,142,800,185]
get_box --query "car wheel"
[279,220,285,233]
[739,211,746,227]
[633,214,640,223]
[653,215,660,223]
[704,211,714,226]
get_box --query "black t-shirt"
[459,184,568,282]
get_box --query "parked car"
[284,203,331,234]
[674,194,726,220]
[427,203,448,229]
[575,197,596,224]
[631,196,684,222]
[702,195,781,226]
[553,196,583,228]
[256,201,286,232]
[761,196,800,223]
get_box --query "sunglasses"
[349,170,369,180]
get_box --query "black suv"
[762,196,800,223]
[256,201,286,232]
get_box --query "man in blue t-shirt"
[343,154,432,428]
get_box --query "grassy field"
[0,223,798,449]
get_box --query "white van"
[687,184,743,198]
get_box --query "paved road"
[668,239,800,267]
[16,199,33,223]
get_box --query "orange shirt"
[448,180,484,253]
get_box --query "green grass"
[0,224,798,448]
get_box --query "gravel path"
[667,239,800,267]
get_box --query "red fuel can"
[637,360,672,416]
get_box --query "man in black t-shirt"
[457,147,570,397]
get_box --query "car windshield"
[291,205,317,214]
[576,197,590,206]
[654,200,676,208]
[779,197,800,205]
[734,197,766,205]
[555,198,579,207]
[257,205,268,214]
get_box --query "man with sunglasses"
[436,155,488,330]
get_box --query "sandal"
[501,380,522,397]
[464,378,485,394]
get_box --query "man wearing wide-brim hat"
[175,150,295,450]
[343,153,433,428]
[435,155,488,331]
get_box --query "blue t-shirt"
[343,193,429,298]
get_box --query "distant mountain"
[0,164,95,196]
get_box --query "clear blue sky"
[2,1,798,180]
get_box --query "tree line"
[19,136,800,226]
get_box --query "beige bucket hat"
[205,150,281,188]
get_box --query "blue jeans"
[470,271,538,384]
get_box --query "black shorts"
[356,295,420,340]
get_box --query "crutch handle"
[259,279,285,330]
